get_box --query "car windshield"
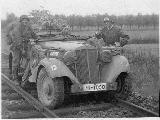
[36,32,91,42]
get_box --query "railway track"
[115,98,159,117]
[1,52,159,118]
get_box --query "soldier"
[6,15,37,85]
[61,25,71,36]
[95,17,129,47]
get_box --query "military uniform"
[7,20,37,82]
[97,24,129,46]
[95,17,129,47]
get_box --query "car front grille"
[87,49,100,83]
[76,49,89,84]
[75,49,100,84]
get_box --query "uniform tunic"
[98,24,129,46]
[7,22,37,67]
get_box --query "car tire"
[37,67,64,108]
[114,73,132,100]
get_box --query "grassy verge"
[122,46,159,99]
[122,45,159,112]
[128,38,159,44]
[125,29,159,44]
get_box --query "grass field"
[123,44,159,56]
[122,44,159,98]
[126,30,159,40]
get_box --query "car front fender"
[36,58,80,85]
[101,55,130,83]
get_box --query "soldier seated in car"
[94,17,129,47]
[6,15,37,85]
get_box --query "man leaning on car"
[6,15,37,85]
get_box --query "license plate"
[83,83,107,91]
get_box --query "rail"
[116,98,159,117]
[1,73,59,118]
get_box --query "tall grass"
[128,38,159,44]
[122,47,159,98]
[125,29,159,44]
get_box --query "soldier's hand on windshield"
[95,32,102,39]
[124,35,130,39]
[120,38,128,47]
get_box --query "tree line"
[1,10,159,31]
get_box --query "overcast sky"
[1,0,159,19]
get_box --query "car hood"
[38,41,89,50]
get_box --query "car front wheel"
[37,68,64,108]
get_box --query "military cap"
[20,15,30,22]
[104,17,110,22]
[104,17,114,23]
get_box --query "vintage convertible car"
[9,33,131,108]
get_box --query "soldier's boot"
[12,67,20,86]
[21,74,36,91]
[21,63,31,89]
